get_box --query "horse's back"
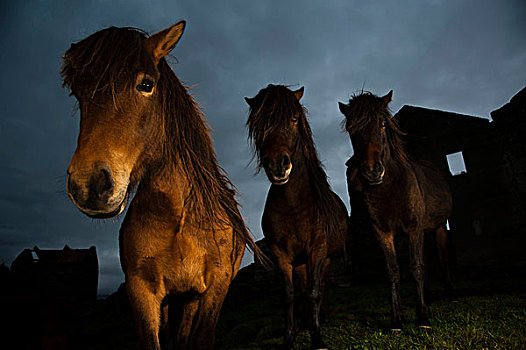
[327,190,350,255]
[414,160,452,229]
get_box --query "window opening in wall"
[446,151,467,176]
[31,250,39,262]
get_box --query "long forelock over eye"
[343,91,390,133]
[247,85,307,167]
[344,109,372,134]
[61,27,154,100]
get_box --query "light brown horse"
[62,21,262,349]
[246,85,349,349]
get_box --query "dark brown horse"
[62,21,262,349]
[246,85,348,349]
[339,91,455,331]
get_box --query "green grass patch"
[216,271,526,349]
[71,268,526,349]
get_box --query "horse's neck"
[372,157,413,194]
[388,151,414,177]
[139,160,189,217]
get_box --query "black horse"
[246,85,348,349]
[339,90,456,331]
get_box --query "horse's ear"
[145,20,186,65]
[382,90,393,107]
[293,87,304,101]
[338,102,350,116]
[244,97,255,107]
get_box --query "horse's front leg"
[409,230,430,328]
[170,298,199,350]
[375,230,402,331]
[306,250,330,350]
[126,275,164,350]
[189,284,229,350]
[272,247,295,349]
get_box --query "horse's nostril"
[90,166,114,198]
[281,154,291,168]
[374,162,383,174]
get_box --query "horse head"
[339,90,393,185]
[246,85,305,185]
[62,21,186,218]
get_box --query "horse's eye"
[380,121,386,128]
[292,116,298,123]
[136,79,154,93]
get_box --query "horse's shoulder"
[413,160,445,179]
[412,160,451,196]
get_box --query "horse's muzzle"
[66,164,129,218]
[264,154,292,185]
[360,161,385,185]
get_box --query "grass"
[215,268,526,349]
[70,266,526,349]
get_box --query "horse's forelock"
[246,85,307,167]
[61,27,154,98]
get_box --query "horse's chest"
[127,238,206,290]
[364,187,420,232]
[264,195,316,226]
[263,202,320,257]
[123,222,233,295]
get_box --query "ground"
[69,264,526,349]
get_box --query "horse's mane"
[61,27,263,260]
[342,91,412,168]
[247,84,345,245]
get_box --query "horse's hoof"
[389,321,402,334]
[449,295,460,303]
[310,338,328,350]
[390,328,402,334]
[418,319,432,329]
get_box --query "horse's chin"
[79,192,129,219]
[266,165,292,186]
[366,178,384,186]
[362,169,385,186]
[271,176,290,185]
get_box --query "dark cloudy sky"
[1,1,525,296]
